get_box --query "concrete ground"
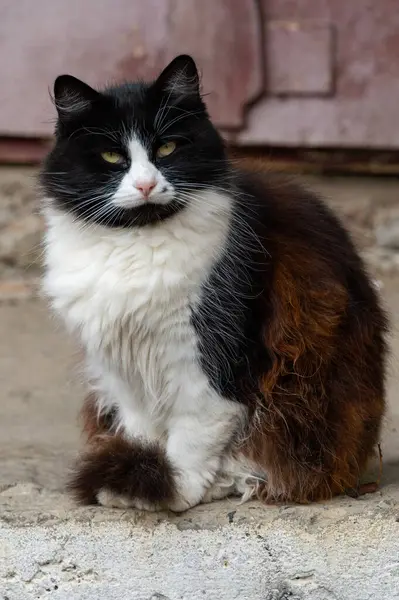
[1,176,399,599]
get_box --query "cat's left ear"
[153,55,200,97]
[53,75,100,119]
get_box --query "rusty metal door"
[1,0,399,150]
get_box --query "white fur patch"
[111,138,174,209]
[43,193,256,510]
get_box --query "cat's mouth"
[100,198,186,228]
[112,188,176,211]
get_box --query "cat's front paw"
[167,469,219,512]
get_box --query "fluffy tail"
[68,435,177,507]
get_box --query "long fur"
[40,56,388,511]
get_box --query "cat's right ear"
[153,55,200,98]
[53,75,99,119]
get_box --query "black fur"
[40,55,229,228]
[191,172,386,405]
[191,182,274,405]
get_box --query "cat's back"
[233,167,388,357]
[235,168,377,297]
[236,168,356,266]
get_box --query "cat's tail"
[68,435,177,508]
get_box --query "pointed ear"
[53,75,99,118]
[154,55,200,97]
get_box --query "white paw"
[168,468,218,512]
[97,489,159,511]
[167,482,205,512]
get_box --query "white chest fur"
[43,194,256,509]
[43,194,234,437]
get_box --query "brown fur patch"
[68,436,177,506]
[80,392,116,446]
[243,232,387,503]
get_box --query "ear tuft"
[53,75,99,118]
[154,55,200,97]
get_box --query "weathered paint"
[266,20,334,96]
[238,0,399,147]
[1,0,399,149]
[0,0,262,135]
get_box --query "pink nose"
[135,180,156,198]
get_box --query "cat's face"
[41,55,228,227]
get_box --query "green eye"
[101,151,124,164]
[156,141,176,158]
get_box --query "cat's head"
[41,55,229,228]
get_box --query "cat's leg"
[70,387,248,512]
[165,394,247,512]
[95,402,173,511]
[69,389,172,510]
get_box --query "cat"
[40,55,388,512]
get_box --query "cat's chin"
[77,199,185,229]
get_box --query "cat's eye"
[101,151,124,164]
[156,141,177,158]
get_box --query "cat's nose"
[135,179,156,199]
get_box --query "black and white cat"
[41,55,387,511]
